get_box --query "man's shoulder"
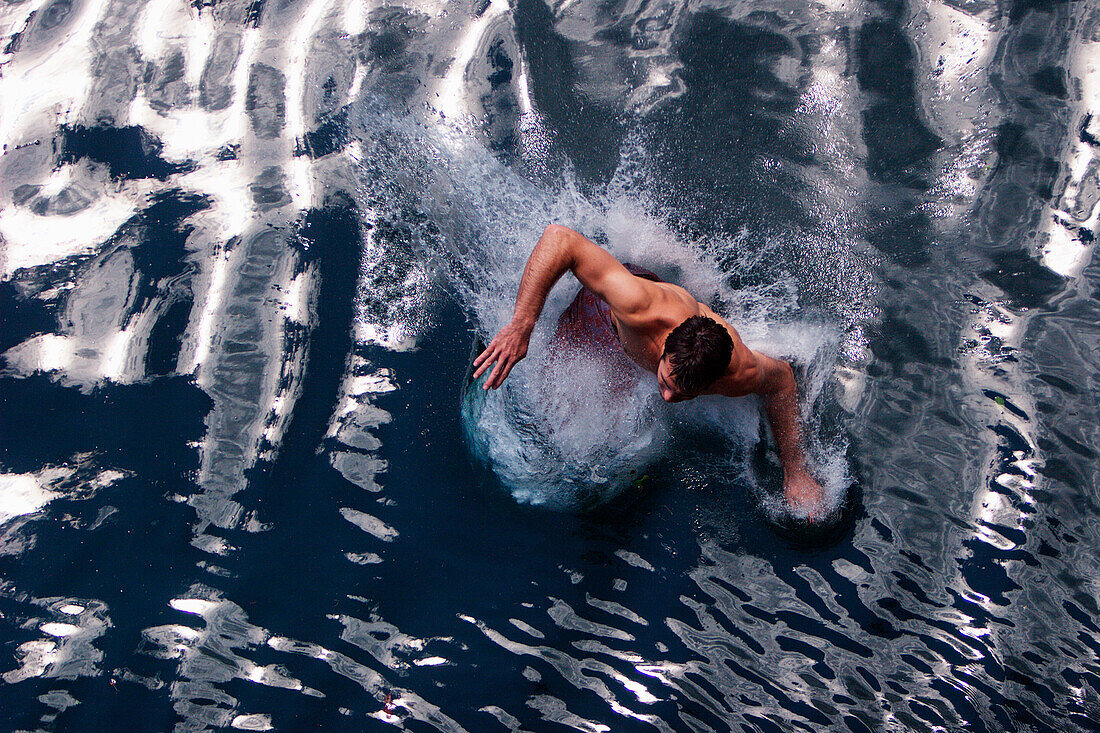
[701,335,761,397]
[622,281,695,327]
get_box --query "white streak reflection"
[2,598,110,684]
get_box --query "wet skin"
[473,224,826,518]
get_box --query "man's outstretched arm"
[750,353,826,516]
[473,224,648,389]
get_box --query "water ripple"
[3,0,1100,730]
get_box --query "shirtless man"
[473,224,825,516]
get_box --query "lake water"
[1,0,1098,731]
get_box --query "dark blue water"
[2,0,1099,731]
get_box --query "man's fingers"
[474,339,524,389]
[473,342,495,368]
[484,358,503,389]
[473,342,504,379]
[472,353,493,379]
[486,359,507,389]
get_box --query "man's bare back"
[472,224,825,517]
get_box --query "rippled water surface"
[2,0,1099,730]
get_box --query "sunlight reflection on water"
[1,0,1098,730]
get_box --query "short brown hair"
[663,316,734,394]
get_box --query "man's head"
[658,316,734,402]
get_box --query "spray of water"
[353,100,854,514]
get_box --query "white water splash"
[354,106,851,510]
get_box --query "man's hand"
[472,321,532,389]
[784,468,826,520]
